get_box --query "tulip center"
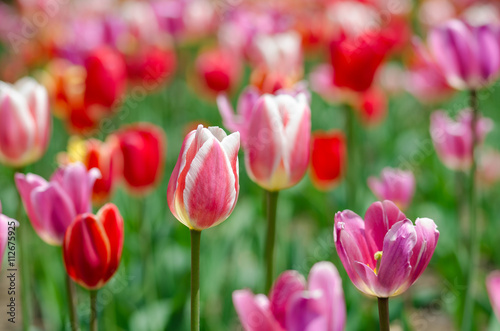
[374,251,383,275]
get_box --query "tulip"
[233,261,346,331]
[0,201,19,271]
[356,88,387,127]
[63,203,124,290]
[195,47,242,94]
[167,124,240,230]
[430,109,492,171]
[0,77,50,167]
[115,123,166,194]
[334,200,439,298]
[368,168,416,210]
[15,163,100,246]
[310,130,346,191]
[429,20,500,90]
[477,148,500,188]
[487,271,500,322]
[126,44,177,88]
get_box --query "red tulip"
[126,44,177,87]
[310,131,346,191]
[63,203,124,290]
[195,47,242,94]
[356,88,388,127]
[84,47,127,109]
[115,123,166,194]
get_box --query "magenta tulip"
[429,19,500,90]
[0,201,19,270]
[334,200,439,298]
[233,261,345,331]
[15,163,100,246]
[430,109,492,171]
[218,91,311,191]
[0,77,50,167]
[167,125,240,230]
[487,271,500,321]
[368,168,416,210]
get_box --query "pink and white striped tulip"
[368,168,416,210]
[0,201,19,271]
[487,271,500,322]
[233,261,345,331]
[167,125,240,230]
[429,20,500,90]
[430,109,493,171]
[15,163,100,246]
[334,200,439,298]
[0,77,50,167]
[218,91,311,191]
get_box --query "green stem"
[65,274,79,331]
[190,230,201,331]
[377,297,390,331]
[90,290,98,331]
[264,190,279,293]
[461,89,479,331]
[344,105,357,210]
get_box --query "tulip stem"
[90,290,98,331]
[461,89,479,331]
[191,229,201,331]
[264,190,279,292]
[65,275,79,331]
[377,297,390,331]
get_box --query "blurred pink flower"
[0,77,51,167]
[487,271,500,322]
[430,109,493,171]
[15,163,100,246]
[368,168,416,210]
[218,90,310,191]
[429,19,500,90]
[477,148,500,187]
[233,261,345,331]
[334,200,439,298]
[167,125,240,230]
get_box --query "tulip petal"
[269,270,306,328]
[487,271,500,322]
[61,163,101,215]
[15,173,47,238]
[217,94,242,134]
[233,290,281,331]
[409,218,439,284]
[376,219,417,297]
[286,291,326,331]
[97,203,124,282]
[364,200,407,252]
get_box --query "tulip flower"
[487,271,500,322]
[195,47,242,94]
[0,77,50,167]
[167,124,240,331]
[0,201,19,271]
[15,163,100,246]
[310,130,346,191]
[63,203,124,290]
[477,149,500,188]
[335,200,439,297]
[126,44,177,87]
[115,123,166,195]
[233,261,346,331]
[429,20,500,90]
[430,109,492,171]
[368,168,415,210]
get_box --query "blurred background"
[2,0,500,330]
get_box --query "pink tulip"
[334,200,439,298]
[15,163,100,246]
[368,168,416,210]
[233,261,345,331]
[0,201,19,271]
[487,271,500,321]
[218,91,311,191]
[429,19,500,90]
[430,109,493,171]
[167,125,240,230]
[0,77,50,167]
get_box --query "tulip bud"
[115,123,166,194]
[167,125,240,230]
[430,109,493,171]
[15,163,101,246]
[334,200,439,298]
[0,77,50,167]
[310,130,346,191]
[63,203,124,290]
[368,168,415,210]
